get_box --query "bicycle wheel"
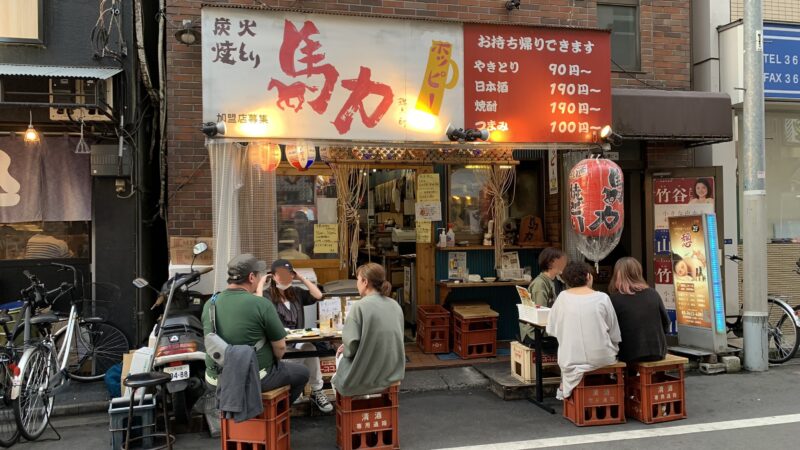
[12,345,57,441]
[766,298,799,364]
[54,321,130,381]
[0,356,19,447]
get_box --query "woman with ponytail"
[331,263,405,396]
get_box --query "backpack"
[205,292,265,368]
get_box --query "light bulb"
[24,124,39,143]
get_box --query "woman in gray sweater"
[332,263,405,396]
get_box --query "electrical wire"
[611,59,667,90]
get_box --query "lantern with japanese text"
[568,157,624,264]
[285,140,315,171]
[250,142,282,172]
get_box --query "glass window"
[738,112,800,242]
[276,174,338,259]
[0,221,90,260]
[448,166,493,239]
[598,3,640,71]
[0,0,44,45]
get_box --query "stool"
[563,362,626,427]
[626,354,688,424]
[335,383,400,450]
[122,371,175,450]
[220,386,291,450]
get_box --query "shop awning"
[0,63,122,80]
[612,88,733,145]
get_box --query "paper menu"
[318,296,360,333]
[516,285,533,307]
[416,174,440,201]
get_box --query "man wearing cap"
[261,259,333,413]
[201,254,309,403]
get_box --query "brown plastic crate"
[222,387,290,449]
[453,327,496,359]
[336,384,399,450]
[417,305,450,329]
[563,363,626,427]
[626,359,687,424]
[416,323,449,354]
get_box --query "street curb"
[52,400,109,417]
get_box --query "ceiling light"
[24,110,39,144]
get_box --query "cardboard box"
[169,236,214,265]
[510,340,559,384]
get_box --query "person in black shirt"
[608,257,670,363]
[261,259,333,413]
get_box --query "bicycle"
[0,315,22,447]
[11,264,130,441]
[726,255,800,364]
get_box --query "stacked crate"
[221,386,291,449]
[452,305,498,359]
[335,384,400,450]
[625,354,688,424]
[416,305,451,354]
[563,362,626,427]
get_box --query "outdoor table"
[283,331,341,359]
[518,317,556,414]
[438,280,529,303]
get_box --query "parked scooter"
[133,242,212,424]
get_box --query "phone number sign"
[764,23,800,99]
[463,24,611,143]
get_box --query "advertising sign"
[202,8,464,140]
[652,177,716,333]
[764,23,800,100]
[463,24,611,143]
[667,214,726,353]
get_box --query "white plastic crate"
[517,304,550,324]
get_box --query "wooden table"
[284,332,341,359]
[518,318,556,414]
[438,280,529,304]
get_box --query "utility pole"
[742,0,768,371]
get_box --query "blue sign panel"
[764,23,800,99]
[654,229,671,256]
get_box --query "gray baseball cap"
[227,253,267,282]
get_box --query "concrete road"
[19,361,800,449]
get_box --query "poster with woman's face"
[668,215,712,329]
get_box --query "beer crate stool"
[416,305,450,354]
[452,306,498,359]
[220,386,290,450]
[626,354,689,424]
[563,362,626,427]
[335,383,400,450]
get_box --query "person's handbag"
[205,293,265,368]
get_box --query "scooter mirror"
[132,278,150,289]
[193,242,209,255]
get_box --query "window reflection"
[276,175,338,259]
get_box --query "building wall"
[731,0,800,22]
[166,0,693,237]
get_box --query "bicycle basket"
[79,282,121,320]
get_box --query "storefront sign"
[668,214,727,353]
[652,177,716,332]
[313,223,338,254]
[463,24,611,143]
[764,23,800,99]
[202,7,464,140]
[416,174,440,202]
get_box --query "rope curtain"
[481,165,517,268]
[329,162,368,272]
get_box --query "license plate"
[163,364,190,381]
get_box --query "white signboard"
[202,8,464,140]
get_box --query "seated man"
[277,227,310,260]
[202,254,309,403]
[24,233,72,259]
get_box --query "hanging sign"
[463,24,611,143]
[548,147,558,194]
[568,158,624,263]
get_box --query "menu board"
[314,224,339,254]
[463,24,611,143]
[668,216,712,329]
[416,174,441,202]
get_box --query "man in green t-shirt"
[202,254,309,403]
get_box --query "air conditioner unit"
[49,78,113,122]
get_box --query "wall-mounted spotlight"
[23,110,39,144]
[505,0,521,11]
[175,19,201,45]
[201,121,226,137]
[446,124,490,143]
[599,125,622,146]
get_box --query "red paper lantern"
[568,157,624,262]
[250,142,281,172]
